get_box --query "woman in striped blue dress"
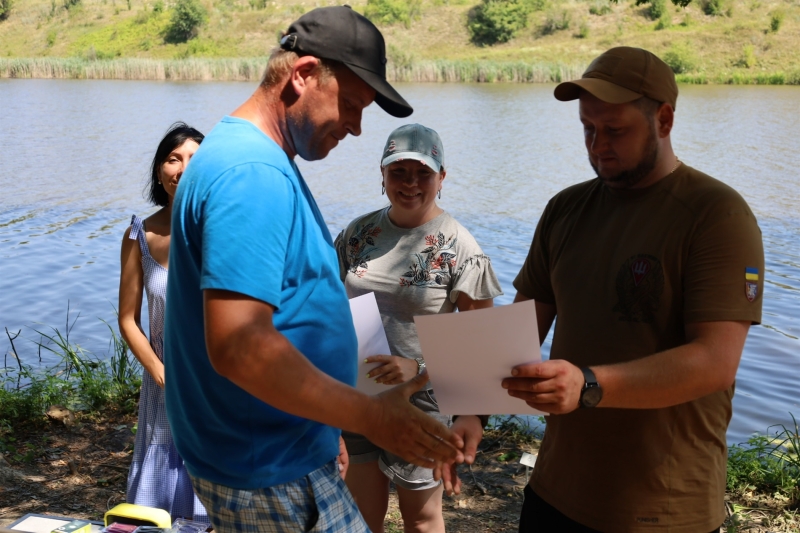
[118,123,208,522]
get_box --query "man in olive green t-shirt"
[503,47,764,532]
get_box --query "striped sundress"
[125,214,208,523]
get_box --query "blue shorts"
[190,460,369,533]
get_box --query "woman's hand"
[149,361,166,389]
[337,436,349,479]
[365,355,420,385]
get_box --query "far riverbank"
[2,57,799,85]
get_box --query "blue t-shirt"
[164,116,358,489]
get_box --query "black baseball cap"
[279,6,413,118]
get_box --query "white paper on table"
[414,299,545,415]
[348,292,395,395]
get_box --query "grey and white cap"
[380,123,444,172]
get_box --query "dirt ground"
[0,409,797,533]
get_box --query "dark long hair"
[147,122,205,206]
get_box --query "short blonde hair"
[260,48,338,89]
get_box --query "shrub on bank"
[165,0,208,43]
[0,0,13,21]
[468,0,543,45]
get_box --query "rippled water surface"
[1,79,798,444]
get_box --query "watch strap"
[581,366,598,386]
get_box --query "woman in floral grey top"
[335,124,502,533]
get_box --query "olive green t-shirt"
[513,164,764,532]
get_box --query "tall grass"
[727,415,800,502]
[0,57,268,81]
[1,307,142,425]
[1,57,580,84]
[3,57,798,85]
[388,59,584,83]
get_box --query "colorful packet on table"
[103,523,139,533]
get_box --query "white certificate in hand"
[348,292,393,395]
[414,300,545,415]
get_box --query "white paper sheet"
[348,292,395,395]
[414,300,545,415]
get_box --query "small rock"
[46,405,76,426]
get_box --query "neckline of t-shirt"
[381,206,449,232]
[221,115,286,153]
[602,163,688,200]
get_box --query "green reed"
[1,306,141,425]
[727,414,800,502]
[3,57,798,85]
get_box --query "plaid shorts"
[190,460,370,533]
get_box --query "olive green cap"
[554,47,678,109]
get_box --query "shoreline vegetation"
[2,57,799,85]
[1,316,799,531]
[1,0,799,86]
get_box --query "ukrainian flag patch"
[745,267,759,302]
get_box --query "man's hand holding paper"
[502,359,585,414]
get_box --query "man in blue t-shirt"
[164,7,466,533]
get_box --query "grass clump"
[700,0,732,17]
[655,10,672,29]
[588,1,612,16]
[0,0,13,21]
[769,10,784,33]
[727,415,800,503]
[541,9,572,35]
[576,20,589,38]
[364,0,422,28]
[663,41,698,73]
[1,309,142,428]
[639,0,667,21]
[734,44,757,68]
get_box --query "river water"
[1,79,798,445]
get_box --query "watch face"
[581,385,603,408]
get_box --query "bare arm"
[204,289,463,467]
[503,320,749,413]
[118,227,165,388]
[455,292,493,312]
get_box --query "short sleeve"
[513,201,555,304]
[333,229,349,283]
[683,200,764,325]
[450,254,503,303]
[200,164,294,308]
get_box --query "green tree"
[0,0,13,21]
[165,0,208,43]
[468,0,541,45]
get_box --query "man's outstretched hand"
[363,371,464,468]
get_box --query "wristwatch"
[414,357,426,375]
[579,367,603,408]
